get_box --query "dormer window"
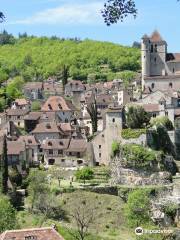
[58,104,62,110]
[48,104,52,110]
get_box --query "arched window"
[169,83,173,88]
[151,83,155,89]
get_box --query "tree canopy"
[0,34,140,83]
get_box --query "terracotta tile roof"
[24,112,42,120]
[41,138,70,150]
[66,139,87,152]
[15,98,28,106]
[7,109,29,116]
[143,104,159,112]
[150,30,164,42]
[40,112,57,121]
[0,227,64,240]
[41,96,75,111]
[24,82,43,90]
[7,141,26,155]
[31,122,62,134]
[18,135,38,146]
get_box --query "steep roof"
[7,141,26,155]
[18,135,38,146]
[66,139,87,152]
[31,122,62,134]
[14,98,29,106]
[7,109,29,116]
[150,30,164,42]
[41,139,70,150]
[41,96,76,111]
[0,227,64,240]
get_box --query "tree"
[0,194,17,232]
[56,64,69,92]
[75,167,94,184]
[0,135,8,194]
[0,12,5,22]
[124,189,151,227]
[31,100,41,111]
[87,97,98,134]
[69,197,95,240]
[126,106,150,129]
[150,116,174,131]
[102,0,137,26]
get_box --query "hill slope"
[0,37,140,83]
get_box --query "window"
[173,68,175,73]
[152,113,156,118]
[49,149,53,155]
[99,145,101,149]
[151,83,155,89]
[151,45,153,53]
[155,44,157,52]
[69,152,72,156]
[48,141,52,146]
[154,57,156,63]
[165,111,168,116]
[25,236,37,240]
[58,150,63,155]
[99,153,101,158]
[169,82,173,88]
[65,118,68,123]
[112,118,115,123]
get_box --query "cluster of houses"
[1,31,180,171]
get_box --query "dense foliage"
[75,167,94,184]
[0,194,17,232]
[121,128,146,139]
[121,144,158,169]
[0,33,140,83]
[150,116,174,131]
[124,189,151,227]
[126,106,150,129]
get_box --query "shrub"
[75,167,94,184]
[121,128,146,139]
[111,141,120,157]
[150,116,174,130]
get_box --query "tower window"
[112,118,115,123]
[155,44,157,52]
[151,83,155,89]
[169,83,173,88]
[154,57,157,63]
[151,45,153,53]
[173,68,175,73]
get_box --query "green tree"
[31,100,41,111]
[111,140,120,157]
[6,76,24,103]
[87,98,98,134]
[0,135,8,194]
[75,167,94,184]
[0,194,17,232]
[124,189,151,227]
[150,116,174,131]
[126,106,150,129]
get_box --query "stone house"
[23,82,43,100]
[31,122,65,143]
[24,112,42,133]
[11,98,30,111]
[41,96,76,123]
[41,138,88,167]
[6,109,29,128]
[0,227,64,240]
[18,135,39,163]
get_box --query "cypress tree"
[1,135,8,194]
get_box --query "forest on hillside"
[0,31,140,84]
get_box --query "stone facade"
[142,31,180,91]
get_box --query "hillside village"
[0,31,180,240]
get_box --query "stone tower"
[141,31,167,90]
